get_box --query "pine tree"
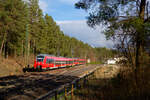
[0,0,97,62]
[0,0,28,57]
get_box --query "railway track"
[0,64,101,100]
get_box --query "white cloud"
[39,0,48,13]
[57,20,114,48]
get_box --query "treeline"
[0,0,98,60]
[95,47,117,63]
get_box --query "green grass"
[86,62,103,65]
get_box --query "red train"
[34,54,86,70]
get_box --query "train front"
[34,55,45,70]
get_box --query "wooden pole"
[28,40,30,66]
[33,39,36,58]
[65,87,67,100]
[55,91,57,100]
[71,84,74,100]
[22,40,24,57]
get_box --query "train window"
[63,61,66,64]
[46,59,54,64]
[55,60,61,65]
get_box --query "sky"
[39,0,113,48]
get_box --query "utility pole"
[71,47,74,58]
[71,47,74,66]
[25,1,30,68]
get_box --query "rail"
[36,65,101,100]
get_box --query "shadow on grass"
[74,67,150,100]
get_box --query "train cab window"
[37,59,43,62]
[37,56,44,62]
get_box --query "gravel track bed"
[0,64,101,100]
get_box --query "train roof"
[36,54,86,60]
[37,54,55,57]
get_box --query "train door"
[46,58,55,69]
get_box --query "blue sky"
[39,0,113,48]
[39,0,88,21]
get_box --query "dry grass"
[0,55,34,77]
[74,65,150,100]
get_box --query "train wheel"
[46,67,49,71]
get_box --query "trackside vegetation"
[73,65,150,100]
[75,0,150,99]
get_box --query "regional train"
[34,54,86,70]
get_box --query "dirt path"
[0,64,101,100]
[94,65,121,79]
[74,65,122,100]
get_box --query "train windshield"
[37,56,44,62]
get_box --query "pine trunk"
[22,40,24,57]
[0,38,5,56]
[135,0,146,94]
[0,32,7,56]
[135,0,146,68]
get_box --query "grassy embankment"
[0,56,34,77]
[73,65,150,100]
